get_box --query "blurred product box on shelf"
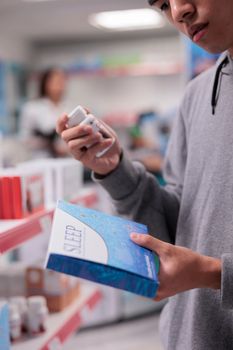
[26,263,80,312]
[0,263,27,297]
[46,201,159,298]
[0,261,80,313]
[0,168,45,220]
[0,301,10,349]
[18,158,83,206]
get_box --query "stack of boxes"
[0,168,45,219]
[0,158,83,220]
[17,158,83,207]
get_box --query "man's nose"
[170,0,195,23]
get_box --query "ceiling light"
[89,8,165,31]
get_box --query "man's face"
[151,0,233,54]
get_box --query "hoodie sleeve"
[221,254,233,309]
[93,104,188,244]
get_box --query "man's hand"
[130,233,221,301]
[56,113,122,176]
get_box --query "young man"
[57,1,233,349]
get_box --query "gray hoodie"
[93,53,233,349]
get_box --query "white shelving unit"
[0,187,98,254]
[12,284,102,350]
[0,208,54,254]
[0,186,102,350]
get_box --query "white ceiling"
[0,0,176,43]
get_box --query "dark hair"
[39,68,63,98]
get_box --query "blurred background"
[0,1,219,349]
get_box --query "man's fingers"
[98,120,116,139]
[67,134,102,152]
[89,138,114,158]
[154,293,163,302]
[130,233,168,254]
[61,125,93,143]
[56,114,68,134]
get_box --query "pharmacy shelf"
[0,187,98,254]
[0,209,54,254]
[12,284,102,350]
[67,62,184,78]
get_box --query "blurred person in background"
[57,1,233,349]
[20,67,68,158]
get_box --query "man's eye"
[160,2,169,11]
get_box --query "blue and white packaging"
[46,201,159,298]
[0,302,10,350]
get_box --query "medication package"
[46,201,159,298]
[0,302,10,349]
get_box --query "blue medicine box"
[46,200,159,298]
[0,302,10,350]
